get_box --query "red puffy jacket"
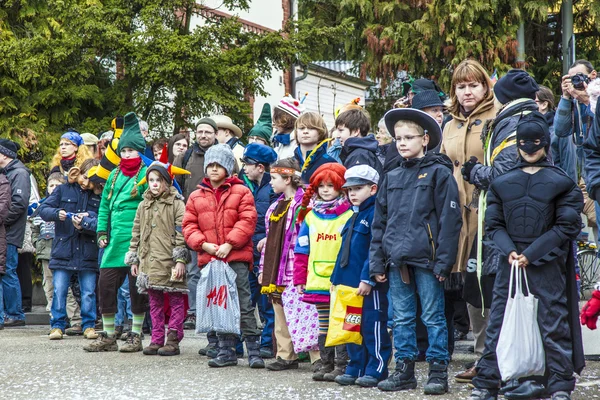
[183,176,257,268]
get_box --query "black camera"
[571,73,590,90]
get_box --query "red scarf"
[120,157,141,177]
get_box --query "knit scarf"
[60,155,76,173]
[120,157,142,177]
[311,194,349,215]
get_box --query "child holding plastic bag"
[126,162,189,357]
[469,112,584,400]
[257,158,316,371]
[293,163,353,381]
[182,144,263,369]
[329,164,392,388]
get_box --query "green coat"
[97,167,147,268]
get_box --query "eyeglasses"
[196,130,215,137]
[395,135,424,142]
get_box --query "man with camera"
[555,60,596,173]
[556,60,598,230]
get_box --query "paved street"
[0,326,599,399]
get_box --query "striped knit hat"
[276,94,305,119]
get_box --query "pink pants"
[148,289,185,345]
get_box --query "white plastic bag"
[496,260,545,381]
[195,259,241,335]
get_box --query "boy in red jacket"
[182,144,262,368]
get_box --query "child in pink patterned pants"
[126,163,189,356]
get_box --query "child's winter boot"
[245,335,265,368]
[158,330,180,356]
[199,330,218,356]
[208,334,238,367]
[423,361,448,395]
[323,344,348,381]
[377,359,417,391]
[312,335,335,381]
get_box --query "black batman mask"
[516,111,550,155]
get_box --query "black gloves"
[461,156,480,182]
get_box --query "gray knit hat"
[204,144,235,176]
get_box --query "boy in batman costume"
[469,112,585,400]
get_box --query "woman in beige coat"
[439,59,497,382]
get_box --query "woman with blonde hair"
[50,131,94,176]
[439,59,498,383]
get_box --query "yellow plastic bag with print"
[325,284,364,346]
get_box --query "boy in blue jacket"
[330,164,392,388]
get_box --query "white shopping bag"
[496,260,545,381]
[195,259,241,335]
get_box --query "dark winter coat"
[38,182,100,272]
[331,195,376,287]
[469,98,538,191]
[294,141,338,184]
[340,136,384,176]
[175,142,212,202]
[369,153,462,279]
[0,174,11,274]
[246,173,278,265]
[2,159,31,248]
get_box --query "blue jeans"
[388,266,449,363]
[115,276,132,327]
[186,251,199,314]
[248,265,274,350]
[51,269,97,331]
[0,275,4,325]
[3,245,24,321]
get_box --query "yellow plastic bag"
[325,284,364,346]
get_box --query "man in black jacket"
[0,139,31,327]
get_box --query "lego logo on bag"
[343,306,362,332]
[206,285,228,309]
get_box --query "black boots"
[208,334,238,368]
[323,344,348,381]
[377,359,417,391]
[199,330,218,356]
[245,335,265,369]
[423,361,448,394]
[313,335,334,381]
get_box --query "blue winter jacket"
[294,142,338,184]
[330,195,376,287]
[247,173,278,265]
[555,97,593,181]
[38,183,100,271]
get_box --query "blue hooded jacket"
[330,195,376,287]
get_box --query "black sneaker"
[183,314,196,330]
[377,360,417,392]
[334,374,357,386]
[266,357,299,371]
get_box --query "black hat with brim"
[384,108,442,151]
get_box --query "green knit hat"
[247,104,273,146]
[117,112,146,153]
